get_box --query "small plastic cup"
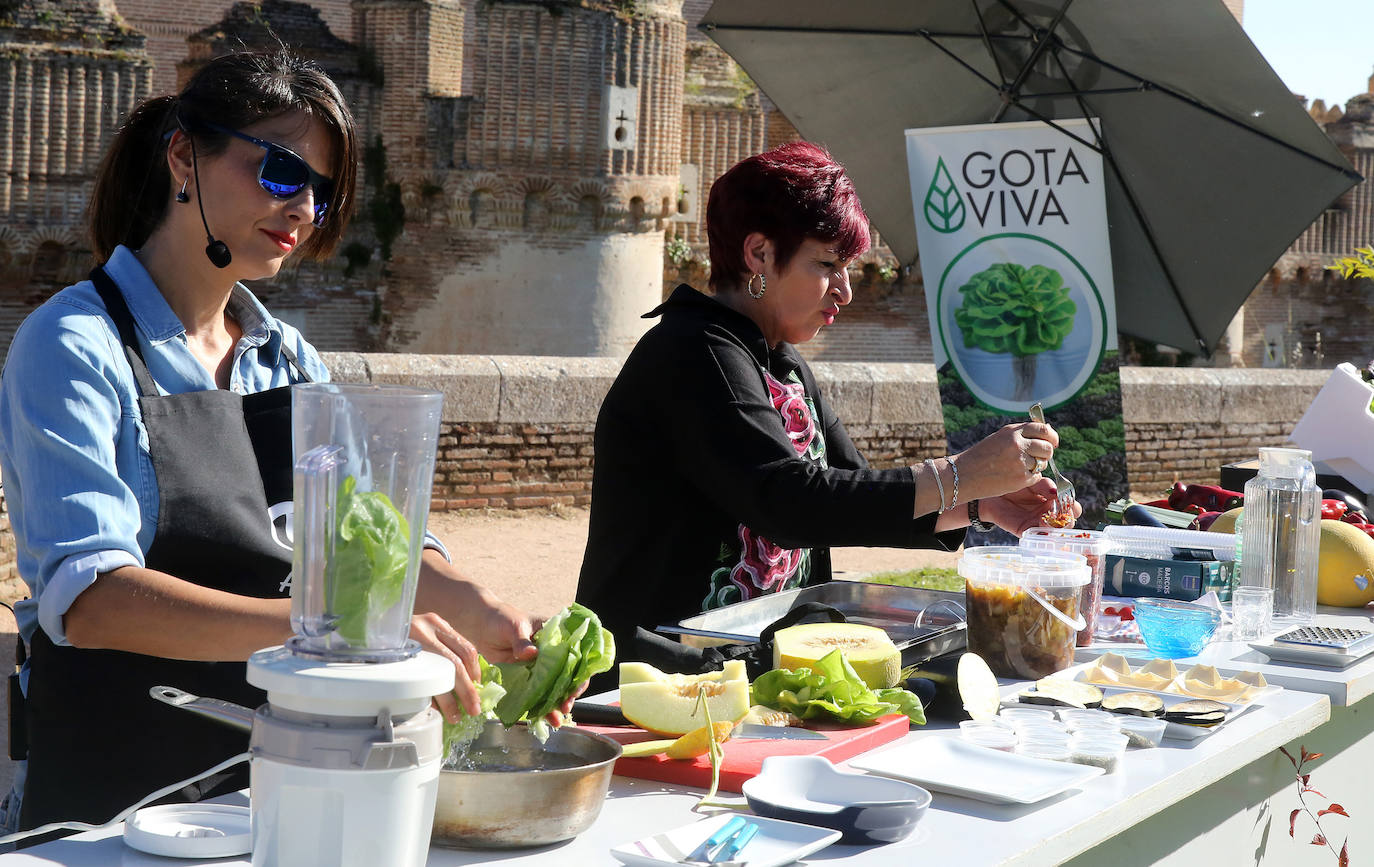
[1063,714,1121,734]
[998,707,1057,723]
[960,719,1012,735]
[1015,739,1073,761]
[1069,731,1129,773]
[959,726,1017,752]
[1010,719,1069,737]
[1115,716,1168,748]
[1057,708,1119,727]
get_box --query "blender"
[158,383,453,866]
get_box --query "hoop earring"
[175,178,190,204]
[746,272,766,300]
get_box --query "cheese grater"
[1273,625,1374,652]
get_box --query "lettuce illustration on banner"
[954,262,1076,401]
[750,649,925,725]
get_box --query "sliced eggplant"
[1101,692,1166,717]
[957,653,1002,721]
[1167,711,1227,727]
[1018,678,1103,710]
[1162,699,1230,727]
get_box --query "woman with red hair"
[576,142,1075,679]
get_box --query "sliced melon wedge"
[618,660,751,735]
[773,623,901,688]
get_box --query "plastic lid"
[1257,447,1313,479]
[124,804,252,858]
[1019,527,1112,556]
[958,546,1090,588]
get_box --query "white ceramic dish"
[848,736,1103,805]
[1009,681,1249,741]
[610,813,841,867]
[123,803,252,858]
[1067,661,1281,705]
[742,755,931,844]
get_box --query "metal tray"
[660,581,966,666]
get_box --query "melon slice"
[618,660,751,735]
[772,623,901,688]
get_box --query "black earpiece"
[186,129,232,269]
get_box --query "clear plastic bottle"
[1239,447,1320,624]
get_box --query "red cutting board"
[581,714,911,793]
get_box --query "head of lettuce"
[443,603,615,758]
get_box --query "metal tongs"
[681,815,760,864]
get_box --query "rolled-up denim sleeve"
[0,300,149,646]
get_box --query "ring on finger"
[1021,450,1037,472]
[1033,457,1048,475]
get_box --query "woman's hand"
[953,422,1059,502]
[978,478,1083,536]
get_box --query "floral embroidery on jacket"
[703,370,825,610]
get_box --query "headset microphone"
[187,132,232,269]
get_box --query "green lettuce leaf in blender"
[331,475,411,644]
[750,649,926,725]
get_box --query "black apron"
[19,267,310,830]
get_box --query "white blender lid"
[247,646,456,716]
[124,803,252,858]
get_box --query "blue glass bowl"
[1133,598,1222,658]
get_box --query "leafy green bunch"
[1327,246,1374,280]
[750,649,925,726]
[442,603,616,757]
[954,263,1076,357]
[331,476,411,644]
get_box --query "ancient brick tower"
[0,0,152,326]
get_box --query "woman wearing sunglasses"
[0,49,560,835]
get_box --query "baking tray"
[660,581,967,665]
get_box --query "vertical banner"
[905,120,1127,527]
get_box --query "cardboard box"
[1104,554,1235,602]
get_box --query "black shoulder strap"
[279,341,312,384]
[89,266,159,399]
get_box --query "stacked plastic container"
[1019,528,1113,646]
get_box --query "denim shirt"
[0,245,331,658]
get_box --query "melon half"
[772,623,901,688]
[617,660,751,735]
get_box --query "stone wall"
[0,359,1343,599]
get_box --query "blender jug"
[289,383,444,659]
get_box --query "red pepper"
[1168,482,1244,512]
[1322,499,1349,521]
[1142,499,1173,509]
[1358,524,1374,541]
[1341,509,1370,525]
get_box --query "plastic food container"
[1069,732,1128,773]
[1133,598,1222,658]
[1062,714,1121,734]
[1015,739,1073,761]
[1019,527,1114,646]
[960,547,1091,679]
[1115,716,1168,748]
[1056,708,1118,727]
[959,724,1017,752]
[998,707,1057,723]
[1010,719,1069,738]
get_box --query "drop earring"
[176,178,190,204]
[747,272,766,300]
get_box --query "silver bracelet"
[947,458,959,511]
[924,458,946,513]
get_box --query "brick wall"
[0,359,1343,589]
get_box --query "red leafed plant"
[1281,745,1350,865]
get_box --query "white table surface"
[1077,606,1374,705]
[0,685,1330,867]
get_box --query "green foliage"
[943,403,1003,434]
[954,263,1077,357]
[863,568,963,592]
[331,476,410,644]
[751,649,925,725]
[1328,246,1374,281]
[363,136,405,261]
[665,234,693,266]
[1049,416,1124,472]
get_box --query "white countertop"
[1078,606,1374,706]
[0,687,1330,867]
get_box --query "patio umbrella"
[700,0,1363,355]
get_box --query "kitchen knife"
[570,701,828,740]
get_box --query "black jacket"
[575,286,962,674]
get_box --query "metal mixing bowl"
[432,720,622,848]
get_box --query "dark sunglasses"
[200,121,335,227]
